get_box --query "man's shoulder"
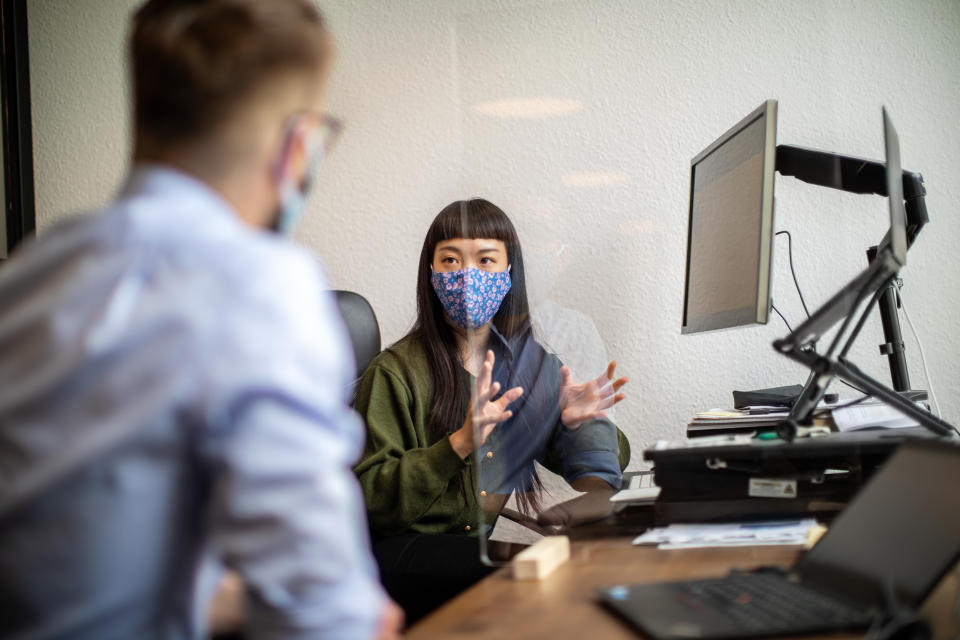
[229,235,327,306]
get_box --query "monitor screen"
[682,100,777,334]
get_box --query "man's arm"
[206,399,392,640]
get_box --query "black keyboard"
[681,572,868,632]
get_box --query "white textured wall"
[29,0,960,466]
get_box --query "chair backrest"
[332,290,381,380]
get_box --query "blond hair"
[130,0,331,145]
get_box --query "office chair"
[332,290,381,383]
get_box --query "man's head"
[130,0,335,229]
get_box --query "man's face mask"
[431,266,512,329]
[271,121,325,235]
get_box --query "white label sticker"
[748,478,797,499]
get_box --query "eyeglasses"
[291,111,344,157]
[313,113,344,156]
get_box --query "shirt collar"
[121,163,243,229]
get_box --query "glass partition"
[460,199,630,564]
[307,1,960,566]
[413,1,960,564]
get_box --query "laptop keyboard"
[682,572,868,632]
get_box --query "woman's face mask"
[431,266,512,329]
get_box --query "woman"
[354,199,629,622]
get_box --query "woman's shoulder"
[379,332,425,361]
[365,331,429,379]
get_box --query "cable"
[771,229,869,396]
[771,302,793,333]
[813,393,871,418]
[770,229,875,403]
[898,287,942,418]
[775,231,811,318]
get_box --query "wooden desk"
[407,537,959,639]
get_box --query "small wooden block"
[512,535,570,580]
[805,523,828,549]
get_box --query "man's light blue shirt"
[0,166,386,639]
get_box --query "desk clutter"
[632,518,825,549]
[686,384,931,438]
[636,427,939,524]
[609,427,937,526]
[599,440,960,640]
[686,384,806,437]
[687,398,928,438]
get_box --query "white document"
[632,518,817,549]
[610,486,661,503]
[832,401,921,432]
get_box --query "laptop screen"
[884,107,908,267]
[797,440,960,606]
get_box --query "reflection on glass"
[456,200,631,565]
[472,97,583,120]
[525,235,611,395]
[561,170,629,188]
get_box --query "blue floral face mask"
[431,266,512,329]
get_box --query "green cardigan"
[353,334,630,537]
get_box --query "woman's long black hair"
[412,198,531,440]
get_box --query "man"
[0,1,402,638]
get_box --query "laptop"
[598,439,960,639]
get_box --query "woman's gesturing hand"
[559,360,628,430]
[449,350,523,459]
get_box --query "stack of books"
[686,407,790,437]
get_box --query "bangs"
[428,199,516,245]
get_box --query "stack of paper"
[687,407,789,437]
[832,400,922,432]
[632,518,818,549]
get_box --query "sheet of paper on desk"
[652,433,755,450]
[832,401,921,432]
[633,518,817,549]
[610,486,661,503]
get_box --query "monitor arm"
[775,145,928,392]
[776,145,928,247]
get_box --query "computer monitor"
[681,100,778,334]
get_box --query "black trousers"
[372,533,496,626]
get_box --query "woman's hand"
[559,361,628,430]
[449,350,523,459]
